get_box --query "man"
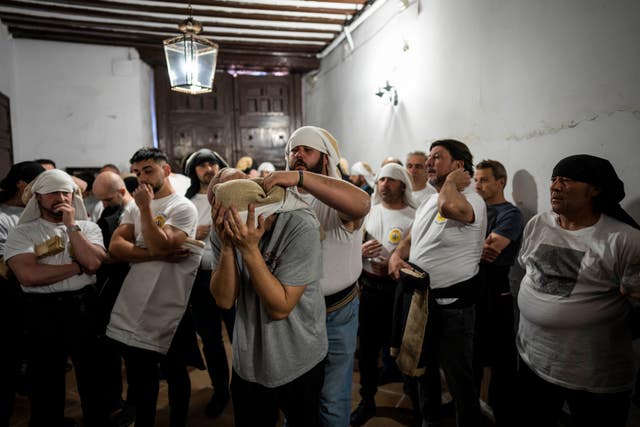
[0,161,45,425]
[257,161,276,177]
[349,161,376,195]
[4,169,110,427]
[517,154,640,427]
[406,150,435,205]
[209,176,327,427]
[183,148,234,417]
[91,171,137,416]
[351,163,417,426]
[473,160,523,426]
[389,139,486,426]
[107,148,202,427]
[263,126,371,426]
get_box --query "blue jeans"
[319,295,359,427]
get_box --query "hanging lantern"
[163,10,219,95]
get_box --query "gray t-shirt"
[211,208,328,387]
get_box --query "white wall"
[9,38,153,171]
[0,24,15,99]
[304,0,640,222]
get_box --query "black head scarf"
[184,149,229,199]
[0,161,46,203]
[552,154,639,229]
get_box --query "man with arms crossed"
[263,126,370,426]
[107,148,200,427]
[473,160,523,426]
[389,139,486,427]
[5,169,110,427]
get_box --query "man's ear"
[162,162,171,177]
[498,177,507,189]
[322,154,329,175]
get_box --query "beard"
[40,204,64,221]
[428,173,447,189]
[293,154,325,174]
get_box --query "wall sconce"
[163,4,219,95]
[375,81,398,106]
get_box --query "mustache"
[293,160,307,168]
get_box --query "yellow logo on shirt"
[153,215,166,228]
[388,228,402,244]
[435,212,446,224]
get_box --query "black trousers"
[119,342,192,427]
[189,268,235,397]
[0,277,24,427]
[23,286,110,427]
[473,264,518,426]
[357,273,397,400]
[230,360,325,427]
[518,360,631,427]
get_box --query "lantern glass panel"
[164,34,218,94]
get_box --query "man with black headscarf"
[517,154,640,427]
[183,148,234,417]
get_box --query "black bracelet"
[297,170,304,188]
[72,259,84,275]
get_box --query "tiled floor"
[8,343,640,427]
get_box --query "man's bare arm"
[438,169,474,224]
[263,171,370,222]
[8,253,81,287]
[388,232,413,279]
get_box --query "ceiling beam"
[147,0,360,16]
[0,2,341,33]
[29,0,349,25]
[1,14,333,43]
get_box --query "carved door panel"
[155,67,301,170]
[0,93,13,176]
[234,75,299,170]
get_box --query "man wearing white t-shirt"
[405,151,435,206]
[517,154,640,427]
[183,148,234,418]
[5,169,110,427]
[264,126,371,427]
[351,163,417,426]
[389,139,487,427]
[107,148,200,427]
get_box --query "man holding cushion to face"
[209,176,328,427]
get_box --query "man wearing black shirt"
[473,159,524,426]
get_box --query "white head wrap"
[285,126,342,179]
[19,169,87,224]
[350,161,376,188]
[371,163,417,208]
[257,162,276,174]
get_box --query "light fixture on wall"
[375,81,398,106]
[163,4,219,95]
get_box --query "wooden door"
[0,92,13,177]
[154,67,302,170]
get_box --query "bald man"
[92,171,137,416]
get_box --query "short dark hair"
[476,159,508,184]
[34,158,56,168]
[429,139,474,175]
[129,147,169,165]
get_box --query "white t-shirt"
[517,212,640,393]
[0,204,23,255]
[298,191,363,296]
[106,192,200,354]
[121,193,197,245]
[412,185,436,207]
[190,193,213,269]
[363,204,415,275]
[409,188,487,290]
[4,218,104,293]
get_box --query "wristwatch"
[66,224,81,233]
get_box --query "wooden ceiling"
[0,0,373,72]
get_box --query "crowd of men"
[0,128,639,427]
